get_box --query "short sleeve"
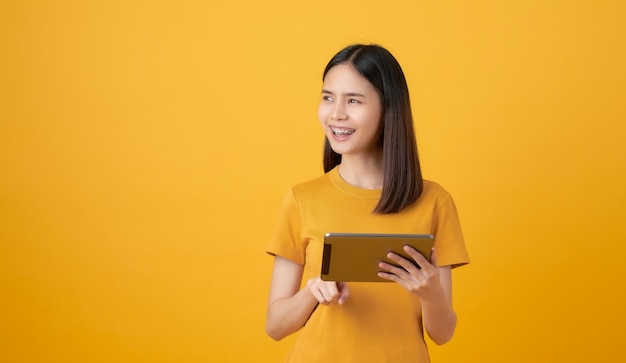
[266,188,306,265]
[431,193,470,268]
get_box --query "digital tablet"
[320,232,434,282]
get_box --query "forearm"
[266,285,319,341]
[421,297,457,345]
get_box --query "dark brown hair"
[322,44,423,214]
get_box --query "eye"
[322,95,333,102]
[348,98,360,104]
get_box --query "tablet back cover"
[321,233,434,282]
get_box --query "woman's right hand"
[306,277,350,305]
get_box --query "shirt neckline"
[329,167,382,198]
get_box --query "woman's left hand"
[377,246,445,303]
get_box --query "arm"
[421,264,456,345]
[378,247,457,345]
[266,255,351,341]
[265,256,319,341]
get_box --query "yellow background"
[1,1,625,362]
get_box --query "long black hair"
[322,44,423,214]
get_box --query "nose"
[331,102,347,120]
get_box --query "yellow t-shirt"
[267,167,470,362]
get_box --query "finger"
[378,260,410,277]
[337,282,350,305]
[377,270,412,291]
[310,286,330,304]
[385,251,422,275]
[307,279,334,304]
[403,245,435,271]
[430,247,438,267]
[377,268,401,282]
[320,281,340,302]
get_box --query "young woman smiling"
[265,44,470,362]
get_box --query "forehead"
[322,64,377,94]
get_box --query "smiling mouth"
[331,127,356,136]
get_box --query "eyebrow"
[322,90,367,98]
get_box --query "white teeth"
[331,127,355,136]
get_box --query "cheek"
[365,113,384,138]
[317,104,329,124]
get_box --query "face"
[318,63,383,159]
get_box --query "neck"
[337,153,384,190]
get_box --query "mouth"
[330,127,356,136]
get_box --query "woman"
[265,44,470,362]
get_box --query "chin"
[328,145,349,155]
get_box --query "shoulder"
[293,172,332,188]
[422,179,452,199]
[290,172,333,194]
[416,179,457,211]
